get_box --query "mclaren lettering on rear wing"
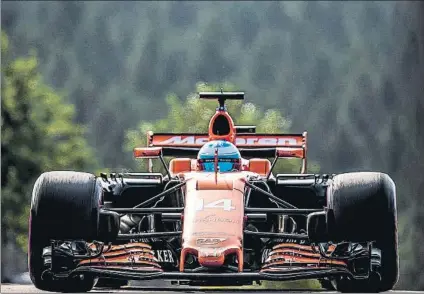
[147,131,307,158]
[148,132,306,148]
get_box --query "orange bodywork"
[78,243,162,271]
[169,158,193,175]
[248,158,271,176]
[168,158,272,177]
[276,147,305,159]
[179,172,249,272]
[208,110,237,143]
[133,147,162,158]
[148,133,306,148]
[261,243,348,272]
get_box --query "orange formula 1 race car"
[28,92,399,292]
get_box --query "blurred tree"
[1,31,97,254]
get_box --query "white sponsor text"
[154,250,174,263]
[155,136,299,146]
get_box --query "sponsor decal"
[156,136,209,145]
[193,214,241,224]
[192,231,235,237]
[196,238,226,246]
[196,199,235,211]
[153,135,301,146]
[153,250,174,263]
[235,137,299,146]
[273,238,307,245]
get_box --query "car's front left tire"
[28,171,102,292]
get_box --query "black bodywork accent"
[44,266,353,284]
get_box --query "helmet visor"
[198,158,240,172]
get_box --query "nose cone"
[198,248,226,267]
[179,173,246,271]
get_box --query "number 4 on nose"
[196,199,236,211]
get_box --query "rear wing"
[147,131,307,155]
[199,91,244,100]
[235,125,256,134]
[143,131,308,174]
[199,91,244,108]
[148,132,305,147]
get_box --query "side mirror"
[275,147,305,159]
[133,147,163,158]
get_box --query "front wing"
[44,241,359,284]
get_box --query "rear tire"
[28,171,102,292]
[327,172,399,292]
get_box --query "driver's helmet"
[197,140,242,172]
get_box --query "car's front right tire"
[327,172,399,292]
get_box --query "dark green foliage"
[1,31,97,253]
[1,1,424,289]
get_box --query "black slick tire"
[28,171,102,292]
[327,172,399,292]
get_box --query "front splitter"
[45,266,352,283]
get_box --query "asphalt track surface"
[2,283,423,294]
